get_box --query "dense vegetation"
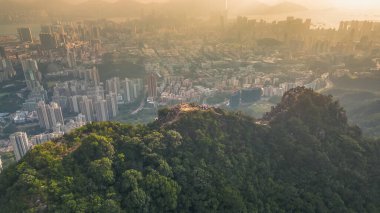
[0,87,379,212]
[98,53,145,81]
[327,74,380,137]
[0,80,27,113]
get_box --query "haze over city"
[4,0,380,9]
[2,0,380,30]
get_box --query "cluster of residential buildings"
[105,77,144,104]
[0,22,125,164]
[0,58,16,82]
[9,107,87,162]
[158,76,216,105]
[9,131,65,162]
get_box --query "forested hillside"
[0,88,379,212]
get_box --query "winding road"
[131,90,147,115]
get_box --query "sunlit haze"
[88,0,380,9]
[3,0,380,10]
[2,0,380,211]
[258,0,380,9]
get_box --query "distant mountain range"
[0,0,309,18]
[253,2,308,15]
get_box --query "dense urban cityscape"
[1,10,380,168]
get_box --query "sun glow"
[332,0,380,9]
[254,0,380,10]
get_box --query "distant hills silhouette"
[0,0,309,18]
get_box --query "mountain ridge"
[0,87,379,212]
[257,1,308,14]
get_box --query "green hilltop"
[0,87,379,212]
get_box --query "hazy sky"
[263,0,380,9]
[102,0,380,9]
[6,0,380,10]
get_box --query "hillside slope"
[0,87,379,212]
